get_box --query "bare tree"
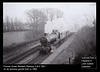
[13,17,23,30]
[49,10,55,22]
[45,8,56,22]
[55,9,63,19]
[25,9,48,40]
[3,19,7,31]
[39,8,64,21]
[10,18,14,30]
[5,16,10,31]
[26,9,47,30]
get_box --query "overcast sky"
[3,2,96,22]
[3,2,96,32]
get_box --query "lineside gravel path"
[41,34,75,64]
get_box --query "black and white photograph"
[3,2,96,70]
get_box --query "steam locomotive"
[39,30,68,54]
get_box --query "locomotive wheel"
[44,51,48,55]
[40,46,51,55]
[49,46,51,52]
[39,49,47,55]
[39,50,43,54]
[40,50,47,55]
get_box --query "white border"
[3,2,96,5]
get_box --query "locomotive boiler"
[39,30,68,54]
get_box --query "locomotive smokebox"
[40,34,57,47]
[40,37,48,47]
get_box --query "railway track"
[27,51,52,64]
[26,33,74,64]
[3,42,40,63]
[4,44,40,64]
[3,33,74,64]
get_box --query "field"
[3,30,43,55]
[3,31,27,47]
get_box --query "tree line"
[3,16,24,32]
[3,8,64,32]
